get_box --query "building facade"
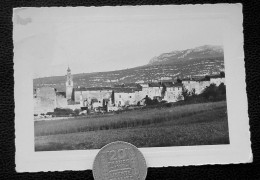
[162,82,184,102]
[210,75,225,86]
[182,78,211,95]
[113,88,136,107]
[74,87,113,111]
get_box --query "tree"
[205,75,210,81]
[152,98,159,105]
[218,83,226,95]
[201,84,218,100]
[220,71,225,77]
[176,78,182,83]
[177,94,184,101]
[74,109,81,116]
[144,95,153,105]
[190,88,196,96]
[181,87,190,101]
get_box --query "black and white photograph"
[14,4,251,172]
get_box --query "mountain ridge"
[34,45,225,92]
[148,45,223,65]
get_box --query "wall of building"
[141,87,163,99]
[92,102,103,108]
[182,81,210,94]
[34,87,57,114]
[74,90,112,103]
[163,87,183,102]
[114,92,136,107]
[67,104,81,110]
[107,105,122,112]
[56,95,67,108]
[210,77,225,86]
[148,87,163,99]
[66,86,73,100]
[135,90,146,104]
[34,97,56,115]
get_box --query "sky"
[13,6,225,78]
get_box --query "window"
[119,95,121,98]
[129,96,131,98]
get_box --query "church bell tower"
[66,66,73,101]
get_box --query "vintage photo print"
[14,4,252,172]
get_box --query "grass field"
[35,101,229,151]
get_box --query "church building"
[66,66,74,101]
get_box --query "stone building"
[209,75,225,86]
[162,82,184,102]
[139,83,163,99]
[74,87,113,108]
[34,87,58,115]
[112,88,136,107]
[182,77,211,95]
[135,89,146,105]
[56,92,67,108]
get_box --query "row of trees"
[143,96,161,106]
[182,83,226,102]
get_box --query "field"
[35,101,229,151]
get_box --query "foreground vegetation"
[35,101,229,151]
[35,101,226,136]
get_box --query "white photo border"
[14,4,252,172]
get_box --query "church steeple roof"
[67,66,71,72]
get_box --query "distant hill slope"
[148,45,223,65]
[33,45,224,92]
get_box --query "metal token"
[93,141,147,180]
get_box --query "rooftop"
[139,83,149,88]
[172,83,183,87]
[209,75,224,79]
[148,83,162,87]
[161,82,174,87]
[113,88,136,93]
[74,87,87,91]
[74,87,112,91]
[113,83,142,89]
[87,87,112,91]
[182,77,209,82]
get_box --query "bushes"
[53,108,75,117]
[144,95,160,106]
[165,103,172,107]
[181,83,226,104]
[201,83,226,101]
[46,112,54,116]
[74,109,81,116]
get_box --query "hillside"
[33,45,224,92]
[148,45,223,65]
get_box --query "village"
[34,67,225,118]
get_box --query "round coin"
[93,141,147,180]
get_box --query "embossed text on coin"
[93,141,147,180]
